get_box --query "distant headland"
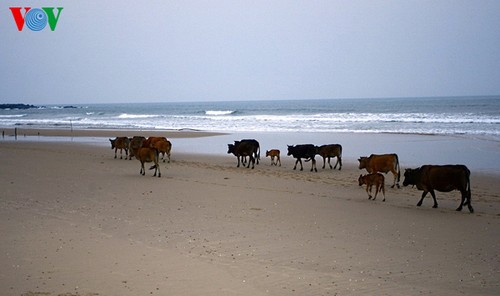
[0,104,78,109]
[0,103,38,110]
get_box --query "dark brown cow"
[227,141,257,169]
[358,154,400,188]
[128,136,146,160]
[266,149,281,166]
[358,173,386,201]
[109,137,130,159]
[316,144,342,170]
[134,147,161,177]
[403,165,473,213]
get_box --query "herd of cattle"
[110,136,474,213]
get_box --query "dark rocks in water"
[0,103,38,110]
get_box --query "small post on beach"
[14,127,17,140]
[2,130,4,139]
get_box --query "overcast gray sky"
[1,0,499,104]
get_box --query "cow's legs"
[311,159,317,172]
[334,157,342,170]
[390,170,400,188]
[457,189,473,212]
[140,162,145,175]
[293,159,303,170]
[366,185,372,199]
[429,190,438,208]
[250,155,255,169]
[417,191,427,206]
[380,184,386,202]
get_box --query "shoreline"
[0,127,227,139]
[2,127,500,175]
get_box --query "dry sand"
[0,133,499,296]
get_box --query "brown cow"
[358,154,400,188]
[142,136,168,148]
[128,136,146,160]
[403,165,473,213]
[109,137,130,159]
[153,139,172,163]
[358,173,386,201]
[316,144,342,170]
[135,147,161,177]
[265,149,281,166]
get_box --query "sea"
[1,96,499,138]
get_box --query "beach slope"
[0,141,499,296]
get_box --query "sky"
[1,0,500,104]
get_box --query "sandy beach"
[1,130,499,296]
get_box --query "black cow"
[227,141,257,169]
[287,144,318,172]
[234,139,260,164]
[403,165,473,213]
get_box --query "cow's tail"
[395,154,401,184]
[465,167,472,205]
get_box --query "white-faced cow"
[316,144,342,170]
[287,144,317,172]
[403,165,473,213]
[358,154,400,188]
[109,137,130,159]
[358,173,386,201]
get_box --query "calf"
[287,144,317,172]
[265,149,281,166]
[358,173,386,201]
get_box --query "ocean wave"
[0,114,26,118]
[117,113,161,119]
[205,110,236,116]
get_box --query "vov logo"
[10,7,63,31]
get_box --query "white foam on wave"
[205,110,235,116]
[0,114,26,118]
[117,113,161,119]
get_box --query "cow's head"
[109,139,116,149]
[358,174,366,186]
[287,145,294,156]
[227,144,235,154]
[358,157,368,169]
[403,168,419,187]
